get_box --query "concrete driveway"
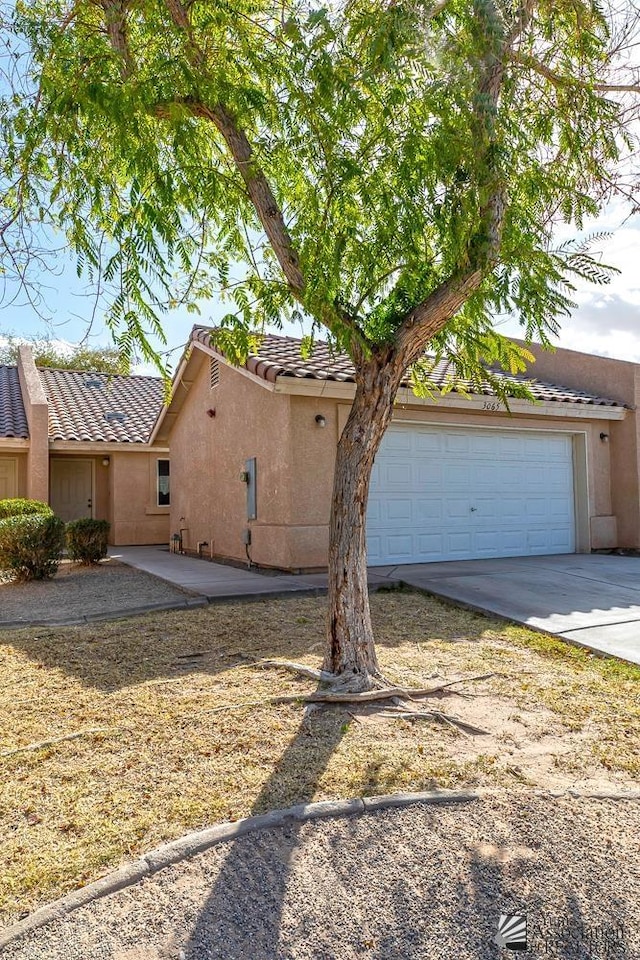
[397,554,640,666]
[114,547,640,667]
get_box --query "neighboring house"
[152,326,635,572]
[0,346,169,545]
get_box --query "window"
[157,459,170,506]
[210,357,220,389]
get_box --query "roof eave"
[48,439,169,452]
[0,436,29,447]
[273,376,626,420]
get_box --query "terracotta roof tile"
[0,366,29,438]
[39,368,164,443]
[193,327,622,407]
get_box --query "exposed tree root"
[257,659,337,683]
[384,699,489,736]
[1,727,119,758]
[256,660,494,700]
[209,671,495,725]
[256,663,494,701]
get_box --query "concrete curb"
[0,790,477,949]
[0,597,208,630]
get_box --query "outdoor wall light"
[315,414,327,428]
[102,456,111,466]
[600,432,610,443]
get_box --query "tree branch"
[100,1,134,77]
[510,51,640,96]
[393,0,518,368]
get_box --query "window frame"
[156,458,170,507]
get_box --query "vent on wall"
[210,357,220,389]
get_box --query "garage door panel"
[444,465,472,488]
[547,436,572,458]
[385,499,413,521]
[474,499,498,519]
[384,432,413,454]
[415,499,442,521]
[547,465,573,487]
[444,434,471,455]
[367,424,576,565]
[416,462,443,485]
[469,435,500,457]
[417,534,445,556]
[415,432,442,454]
[549,497,572,517]
[447,531,473,554]
[386,535,413,559]
[444,499,470,520]
[500,498,526,518]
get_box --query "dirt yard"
[1,589,639,924]
[0,558,194,625]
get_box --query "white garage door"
[367,423,576,565]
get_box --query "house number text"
[482,401,502,411]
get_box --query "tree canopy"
[0,331,131,373]
[1,1,637,380]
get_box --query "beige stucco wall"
[166,344,626,570]
[108,450,171,545]
[168,351,295,567]
[17,347,49,502]
[523,343,639,548]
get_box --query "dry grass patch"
[1,588,639,923]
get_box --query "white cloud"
[503,208,640,361]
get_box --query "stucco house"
[0,345,169,545]
[150,326,636,572]
[3,328,639,567]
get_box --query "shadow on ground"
[185,707,350,958]
[177,791,635,959]
[1,590,492,692]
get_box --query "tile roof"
[0,366,29,438]
[39,368,164,443]
[193,327,622,408]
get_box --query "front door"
[50,459,93,522]
[0,458,17,499]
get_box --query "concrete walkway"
[113,548,640,666]
[397,554,640,666]
[110,545,397,599]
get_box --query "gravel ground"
[3,794,639,960]
[0,560,195,624]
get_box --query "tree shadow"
[183,705,350,959]
[0,591,492,693]
[363,804,634,960]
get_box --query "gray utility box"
[244,457,257,521]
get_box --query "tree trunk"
[324,356,400,689]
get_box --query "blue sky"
[2,204,639,375]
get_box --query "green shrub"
[0,498,53,519]
[66,518,110,564]
[0,514,65,581]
